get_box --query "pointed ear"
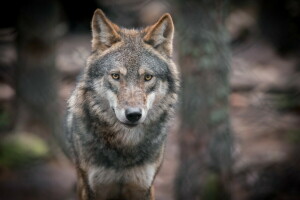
[91,9,121,52]
[143,13,174,57]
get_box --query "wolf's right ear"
[91,9,121,52]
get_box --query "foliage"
[0,133,49,168]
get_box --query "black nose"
[125,108,142,123]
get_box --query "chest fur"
[88,162,157,191]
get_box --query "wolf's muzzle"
[125,107,142,123]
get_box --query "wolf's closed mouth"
[122,122,138,128]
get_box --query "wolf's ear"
[91,9,121,52]
[143,13,174,57]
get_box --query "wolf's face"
[84,9,178,128]
[89,46,172,127]
[105,62,156,126]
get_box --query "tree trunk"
[16,0,61,141]
[175,0,233,199]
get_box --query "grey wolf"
[64,8,179,200]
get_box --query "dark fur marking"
[147,82,157,93]
[104,80,118,94]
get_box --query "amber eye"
[111,73,120,80]
[144,74,153,81]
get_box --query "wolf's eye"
[111,73,120,80]
[144,74,153,81]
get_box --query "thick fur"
[64,9,180,200]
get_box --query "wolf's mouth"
[122,122,138,128]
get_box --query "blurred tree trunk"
[16,0,61,140]
[175,0,233,199]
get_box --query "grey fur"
[63,9,179,200]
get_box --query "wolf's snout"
[125,108,142,123]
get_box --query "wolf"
[64,8,180,200]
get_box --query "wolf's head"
[83,9,179,128]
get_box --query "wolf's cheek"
[146,93,156,110]
[106,91,128,123]
[150,81,168,106]
[114,108,128,123]
[106,90,118,109]
[158,81,168,95]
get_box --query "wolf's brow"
[139,67,154,75]
[110,67,127,75]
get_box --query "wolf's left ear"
[91,9,121,52]
[143,13,174,57]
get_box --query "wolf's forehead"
[99,46,167,73]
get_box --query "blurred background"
[0,0,299,199]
